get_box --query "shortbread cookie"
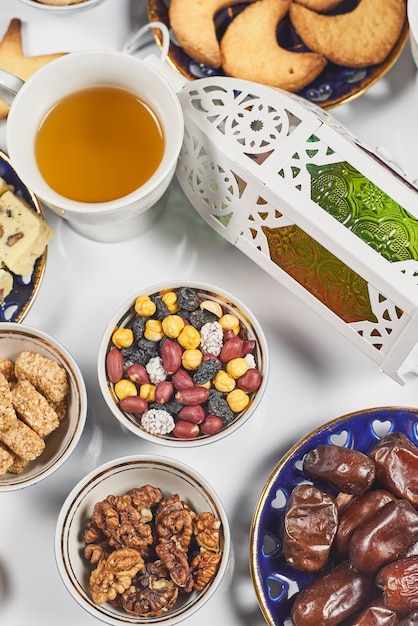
[294,0,344,11]
[221,0,327,92]
[0,19,67,119]
[169,0,257,68]
[289,0,406,67]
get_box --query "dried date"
[349,499,418,576]
[376,555,418,614]
[283,483,338,572]
[348,597,399,626]
[397,609,418,626]
[334,489,396,559]
[290,560,376,626]
[303,444,375,495]
[369,432,418,506]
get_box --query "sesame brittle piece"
[0,371,17,430]
[11,380,60,438]
[14,350,69,404]
[0,357,15,382]
[0,442,15,474]
[0,418,45,461]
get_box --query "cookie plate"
[0,151,48,323]
[148,0,408,109]
[249,406,418,625]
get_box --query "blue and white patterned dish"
[0,150,47,323]
[148,0,408,109]
[249,406,418,625]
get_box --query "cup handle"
[122,21,188,94]
[0,69,25,105]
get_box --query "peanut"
[155,380,174,404]
[161,340,183,375]
[173,420,199,438]
[106,347,124,384]
[172,368,195,390]
[200,415,223,435]
[200,299,223,318]
[175,387,210,405]
[237,368,262,392]
[178,405,205,424]
[118,395,148,415]
[127,363,150,385]
[220,336,244,363]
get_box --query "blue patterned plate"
[249,406,418,625]
[148,0,408,109]
[0,150,47,322]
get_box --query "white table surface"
[1,2,418,625]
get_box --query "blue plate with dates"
[148,0,408,110]
[0,150,48,323]
[249,406,418,625]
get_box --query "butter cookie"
[220,0,327,92]
[289,0,406,67]
[169,0,256,68]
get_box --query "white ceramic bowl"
[97,281,269,447]
[55,454,231,625]
[0,322,87,491]
[408,0,418,68]
[17,0,105,12]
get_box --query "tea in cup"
[1,48,184,242]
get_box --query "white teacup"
[0,46,184,243]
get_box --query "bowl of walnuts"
[55,454,231,625]
[97,281,269,447]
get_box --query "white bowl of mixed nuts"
[97,281,269,447]
[0,322,87,491]
[55,454,231,625]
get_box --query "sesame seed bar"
[0,371,18,431]
[12,380,60,438]
[0,419,45,461]
[8,455,28,474]
[14,350,69,404]
[0,442,15,474]
[0,357,15,382]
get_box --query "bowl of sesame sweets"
[98,281,268,447]
[0,322,87,491]
[55,454,231,625]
